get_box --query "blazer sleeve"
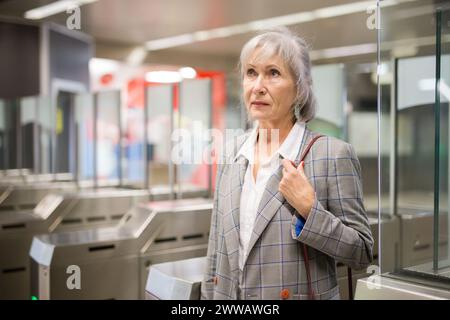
[291,140,374,270]
[200,162,224,300]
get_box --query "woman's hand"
[279,159,315,220]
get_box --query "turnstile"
[0,172,73,185]
[30,198,212,299]
[0,169,32,183]
[0,188,151,299]
[353,208,450,300]
[0,181,208,213]
[0,180,79,212]
[336,213,400,299]
[145,257,205,300]
[142,213,400,301]
[149,184,209,201]
[355,273,450,300]
[397,208,448,268]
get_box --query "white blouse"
[234,121,306,270]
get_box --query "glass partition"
[55,91,75,174]
[74,93,95,181]
[0,96,53,174]
[439,5,450,273]
[178,79,212,195]
[309,64,346,139]
[20,96,37,171]
[3,99,19,170]
[379,0,450,284]
[37,96,53,174]
[0,99,5,170]
[95,91,121,184]
[124,97,145,188]
[145,85,173,188]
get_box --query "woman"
[201,27,373,300]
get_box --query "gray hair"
[239,27,316,123]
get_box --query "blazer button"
[280,289,290,299]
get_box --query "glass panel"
[0,99,5,170]
[345,62,381,216]
[379,59,396,274]
[178,79,212,195]
[55,91,76,174]
[146,85,173,187]
[309,64,346,139]
[37,96,53,174]
[380,0,450,283]
[20,96,37,171]
[397,55,435,214]
[96,91,121,183]
[437,6,450,271]
[4,99,19,169]
[124,100,145,187]
[74,93,95,181]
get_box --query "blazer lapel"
[222,138,249,273]
[244,128,316,264]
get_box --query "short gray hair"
[239,27,316,123]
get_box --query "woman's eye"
[270,69,281,77]
[246,68,257,77]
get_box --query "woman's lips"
[251,101,270,107]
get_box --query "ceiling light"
[24,0,98,20]
[126,46,147,67]
[145,0,414,51]
[89,58,120,76]
[145,71,182,83]
[145,34,194,51]
[179,67,197,79]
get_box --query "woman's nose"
[252,75,267,95]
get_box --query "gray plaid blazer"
[201,127,374,300]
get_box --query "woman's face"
[243,48,297,125]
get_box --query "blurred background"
[0,0,449,300]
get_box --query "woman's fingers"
[297,161,307,179]
[281,159,297,174]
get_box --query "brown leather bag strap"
[300,134,324,163]
[298,134,324,300]
[302,243,315,300]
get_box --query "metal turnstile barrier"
[354,208,449,300]
[0,172,73,185]
[0,188,151,299]
[0,180,79,212]
[145,257,205,300]
[355,274,450,300]
[149,184,209,201]
[336,214,400,299]
[29,197,212,300]
[397,209,448,268]
[144,212,400,301]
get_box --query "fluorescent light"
[24,0,97,20]
[145,71,182,83]
[89,58,120,75]
[126,46,147,67]
[179,67,197,79]
[310,43,377,60]
[145,34,194,51]
[145,0,414,51]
